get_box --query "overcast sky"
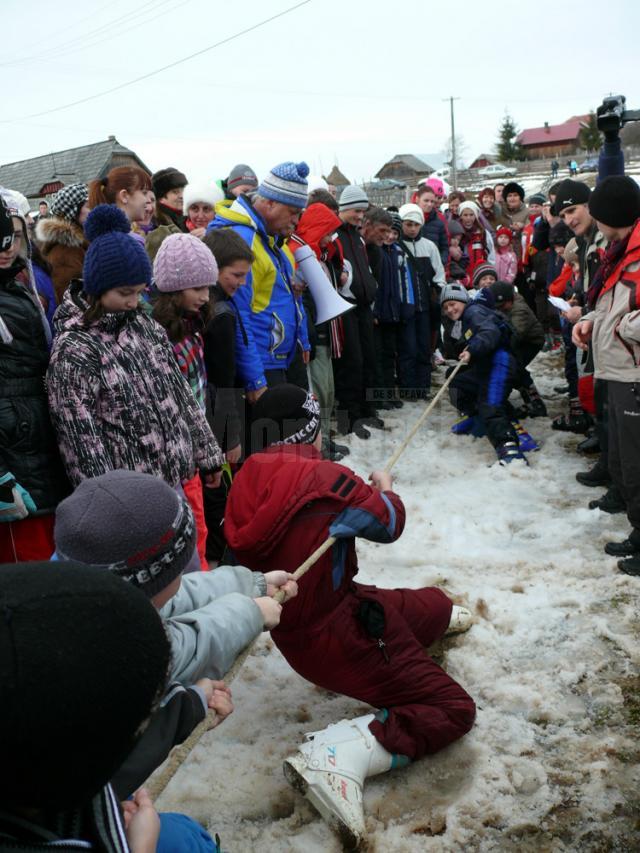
[3,0,639,187]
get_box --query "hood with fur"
[36,216,87,249]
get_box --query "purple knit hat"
[153,232,218,292]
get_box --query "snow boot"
[525,386,547,417]
[576,457,610,487]
[512,421,540,453]
[362,414,385,430]
[451,415,486,437]
[604,536,640,558]
[618,554,640,576]
[588,486,626,514]
[551,397,592,434]
[283,714,397,850]
[444,605,473,636]
[496,441,528,466]
[577,432,600,454]
[353,422,371,440]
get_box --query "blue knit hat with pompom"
[258,161,309,209]
[83,204,152,296]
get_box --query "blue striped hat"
[258,161,309,209]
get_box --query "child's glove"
[0,472,37,522]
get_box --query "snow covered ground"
[157,350,640,852]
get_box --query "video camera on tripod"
[596,95,640,136]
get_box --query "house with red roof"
[516,115,590,160]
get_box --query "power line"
[2,0,311,124]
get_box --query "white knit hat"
[398,203,424,225]
[338,185,369,211]
[182,182,225,215]
[458,200,480,218]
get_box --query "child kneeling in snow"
[53,469,297,796]
[442,283,527,464]
[224,383,476,848]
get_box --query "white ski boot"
[283,713,393,849]
[444,605,473,636]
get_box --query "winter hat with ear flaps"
[82,204,152,295]
[54,469,196,599]
[154,232,219,292]
[0,560,170,808]
[588,175,640,228]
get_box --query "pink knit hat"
[153,233,218,292]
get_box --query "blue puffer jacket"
[207,196,309,391]
[461,301,512,364]
[421,209,449,265]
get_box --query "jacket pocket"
[0,398,32,451]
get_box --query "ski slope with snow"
[157,350,640,852]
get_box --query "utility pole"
[443,96,460,189]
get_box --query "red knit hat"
[496,226,513,242]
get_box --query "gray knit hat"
[339,185,369,211]
[227,163,258,193]
[440,282,470,305]
[258,161,310,209]
[54,470,196,598]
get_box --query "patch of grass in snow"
[620,676,640,727]
[610,593,632,609]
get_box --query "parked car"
[477,163,518,179]
[578,157,599,173]
[429,167,451,179]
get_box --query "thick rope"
[147,361,464,800]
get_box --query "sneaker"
[576,460,610,487]
[588,488,626,514]
[618,555,640,576]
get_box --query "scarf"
[586,228,633,308]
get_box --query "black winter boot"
[588,486,626,514]
[618,554,640,576]
[526,386,547,417]
[604,531,640,557]
[576,457,611,487]
[577,432,601,454]
[552,397,592,434]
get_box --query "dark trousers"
[607,381,640,533]
[334,303,376,424]
[275,584,475,759]
[513,341,543,389]
[374,319,418,401]
[264,368,288,387]
[414,309,432,392]
[448,349,517,448]
[594,378,609,465]
[561,322,579,397]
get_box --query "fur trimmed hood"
[36,216,87,249]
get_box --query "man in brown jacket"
[573,176,640,575]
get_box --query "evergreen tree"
[496,113,524,161]
[580,112,603,152]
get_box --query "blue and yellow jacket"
[207,196,309,391]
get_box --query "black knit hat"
[249,384,321,452]
[588,175,640,228]
[389,212,403,236]
[552,179,591,216]
[489,281,515,306]
[503,182,525,201]
[548,221,573,247]
[0,197,14,252]
[55,470,196,599]
[0,560,170,808]
[152,167,188,199]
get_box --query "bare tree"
[442,135,469,169]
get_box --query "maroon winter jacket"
[224,445,405,632]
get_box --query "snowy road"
[157,350,640,852]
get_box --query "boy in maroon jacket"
[224,384,475,848]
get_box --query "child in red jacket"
[224,384,475,848]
